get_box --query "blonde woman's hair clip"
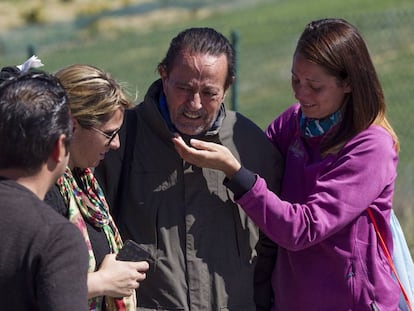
[17,55,44,72]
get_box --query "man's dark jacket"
[96,79,282,311]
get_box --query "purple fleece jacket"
[238,104,400,310]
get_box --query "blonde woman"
[45,64,148,311]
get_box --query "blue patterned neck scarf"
[300,109,342,138]
[158,94,177,132]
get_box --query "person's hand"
[172,134,241,179]
[88,253,149,298]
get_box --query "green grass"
[1,0,414,247]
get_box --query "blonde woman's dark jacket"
[95,79,283,311]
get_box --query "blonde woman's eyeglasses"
[90,126,120,146]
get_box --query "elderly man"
[96,27,282,311]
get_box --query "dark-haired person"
[0,68,89,310]
[95,27,283,310]
[172,18,400,310]
[44,64,149,311]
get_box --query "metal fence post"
[27,44,35,57]
[231,30,239,112]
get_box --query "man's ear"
[227,75,235,89]
[158,66,169,94]
[222,76,235,101]
[158,65,168,82]
[50,134,69,164]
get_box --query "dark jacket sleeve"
[225,167,278,310]
[254,231,278,311]
[252,139,281,311]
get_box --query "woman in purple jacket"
[172,18,400,310]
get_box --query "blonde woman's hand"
[88,253,149,298]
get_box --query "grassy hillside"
[1,0,414,246]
